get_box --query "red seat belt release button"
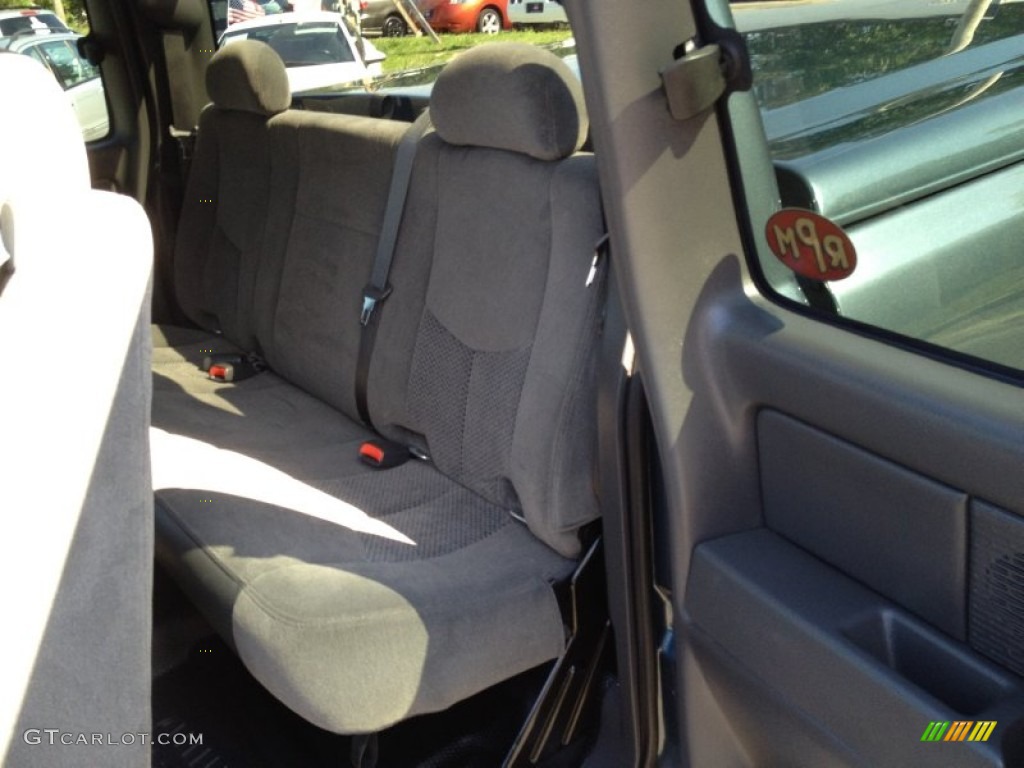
[359,440,409,469]
[203,353,262,382]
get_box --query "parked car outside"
[0,31,108,141]
[0,7,70,37]
[420,0,510,34]
[507,0,566,27]
[219,11,386,92]
[358,0,419,36]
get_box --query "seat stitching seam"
[157,497,248,590]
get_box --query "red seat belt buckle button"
[360,442,385,465]
[359,439,409,469]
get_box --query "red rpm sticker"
[764,209,857,281]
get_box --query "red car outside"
[421,0,510,34]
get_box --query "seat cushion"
[152,324,371,478]
[152,330,573,733]
[153,428,573,734]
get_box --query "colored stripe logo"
[921,721,996,742]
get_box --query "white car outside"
[0,8,70,37]
[507,0,566,26]
[1,32,109,141]
[219,11,385,93]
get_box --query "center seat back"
[365,44,606,557]
[252,109,407,416]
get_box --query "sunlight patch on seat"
[193,388,246,417]
[151,428,416,545]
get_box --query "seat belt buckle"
[208,360,258,382]
[360,284,393,326]
[359,439,410,469]
[201,352,260,382]
[201,352,242,372]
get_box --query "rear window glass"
[221,22,356,66]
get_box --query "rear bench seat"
[152,40,606,735]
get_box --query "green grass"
[373,29,573,73]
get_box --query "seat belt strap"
[0,249,14,300]
[593,233,628,509]
[355,110,432,427]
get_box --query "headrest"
[430,43,587,161]
[206,40,291,116]
[0,54,90,201]
[0,53,91,295]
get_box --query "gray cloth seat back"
[251,110,407,417]
[0,53,154,768]
[173,40,291,348]
[367,43,605,557]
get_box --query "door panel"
[676,266,1024,765]
[971,502,1024,681]
[688,530,1021,767]
[758,409,968,640]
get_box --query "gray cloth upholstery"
[154,42,603,736]
[430,42,587,161]
[10,299,154,768]
[369,141,605,556]
[174,45,289,345]
[174,42,289,344]
[151,322,236,354]
[151,342,571,733]
[154,433,572,733]
[173,106,274,345]
[206,40,291,116]
[254,111,406,418]
[152,332,369,479]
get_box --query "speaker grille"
[969,501,1024,677]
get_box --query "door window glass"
[724,0,1024,374]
